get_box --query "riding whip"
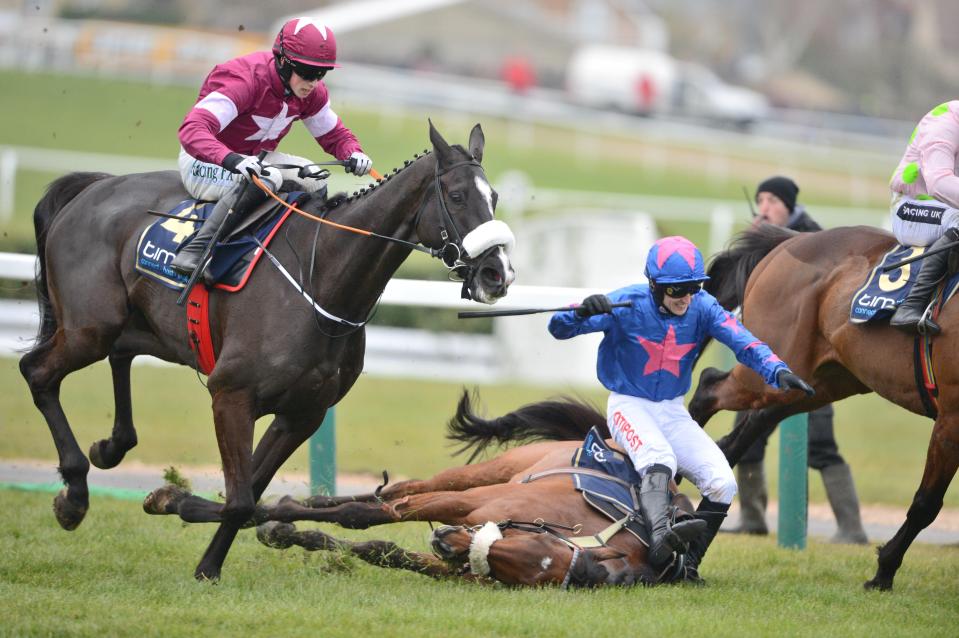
[743,185,760,219]
[881,240,959,272]
[300,159,383,181]
[458,302,632,319]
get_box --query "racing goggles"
[662,281,703,298]
[289,61,331,82]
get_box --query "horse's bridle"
[412,158,486,284]
[456,519,592,589]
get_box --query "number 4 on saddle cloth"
[135,191,306,292]
[135,192,306,375]
[850,243,959,324]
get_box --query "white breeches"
[178,147,326,201]
[889,193,959,246]
[606,393,737,505]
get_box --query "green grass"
[0,490,956,637]
[2,355,955,509]
[0,69,892,252]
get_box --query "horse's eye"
[450,192,465,204]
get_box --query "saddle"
[850,243,959,324]
[136,191,310,292]
[521,427,692,549]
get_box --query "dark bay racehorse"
[19,122,515,580]
[232,391,694,587]
[688,224,957,591]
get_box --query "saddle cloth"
[850,243,959,323]
[570,427,649,544]
[135,192,304,292]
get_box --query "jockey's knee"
[638,450,677,478]
[700,467,737,505]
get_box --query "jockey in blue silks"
[549,236,813,583]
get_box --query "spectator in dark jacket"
[727,176,869,544]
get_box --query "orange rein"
[248,169,437,258]
[249,172,378,237]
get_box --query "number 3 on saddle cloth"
[850,243,959,417]
[134,192,305,374]
[850,243,959,324]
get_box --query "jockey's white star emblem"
[294,17,329,39]
[245,103,295,142]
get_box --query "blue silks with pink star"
[548,284,788,401]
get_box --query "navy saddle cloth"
[571,427,642,512]
[569,427,650,544]
[850,243,959,323]
[135,192,303,291]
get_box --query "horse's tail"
[31,172,111,346]
[446,388,609,463]
[705,224,797,309]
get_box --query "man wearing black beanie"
[727,176,869,544]
[753,175,820,231]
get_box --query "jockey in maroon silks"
[172,17,373,277]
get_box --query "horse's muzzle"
[466,245,514,304]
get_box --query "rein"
[250,173,436,259]
[249,156,483,281]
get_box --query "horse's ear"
[428,118,453,166]
[468,123,484,163]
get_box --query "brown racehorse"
[687,224,957,591]
[147,390,699,587]
[19,123,515,581]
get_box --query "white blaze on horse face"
[474,175,495,220]
[540,556,553,571]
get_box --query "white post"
[0,148,18,222]
[709,204,735,257]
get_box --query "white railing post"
[709,204,735,257]
[0,147,18,222]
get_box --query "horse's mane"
[329,149,436,209]
[690,224,798,368]
[330,143,471,208]
[705,224,798,310]
[446,388,609,463]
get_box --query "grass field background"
[0,69,894,252]
[2,70,957,635]
[2,489,957,638]
[0,69,953,506]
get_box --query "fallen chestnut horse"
[148,391,700,587]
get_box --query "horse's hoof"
[88,439,126,470]
[53,488,87,530]
[257,521,297,549]
[304,494,341,508]
[270,496,306,522]
[194,568,221,583]
[143,484,191,515]
[863,577,893,592]
[430,525,467,561]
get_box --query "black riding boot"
[683,497,730,585]
[640,465,708,570]
[889,227,959,335]
[171,182,268,277]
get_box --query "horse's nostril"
[482,267,503,284]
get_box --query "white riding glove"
[232,155,281,190]
[347,151,373,176]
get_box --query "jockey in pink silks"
[888,101,959,335]
[172,17,372,277]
